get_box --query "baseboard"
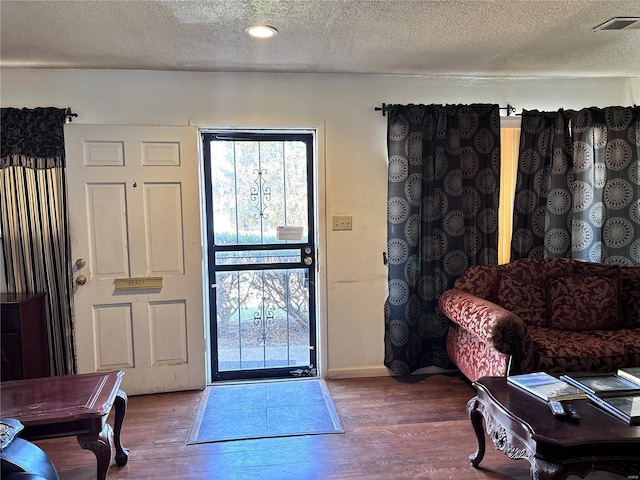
[326,366,391,379]
[412,366,459,375]
[326,365,459,379]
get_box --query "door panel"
[86,183,129,277]
[143,183,185,274]
[94,303,135,369]
[150,300,188,364]
[65,125,205,395]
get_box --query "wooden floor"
[34,374,616,480]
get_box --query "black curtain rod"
[65,107,78,122]
[374,103,518,117]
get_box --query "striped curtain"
[1,107,76,375]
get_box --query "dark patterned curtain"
[1,107,76,375]
[511,106,640,266]
[571,107,640,265]
[384,104,501,374]
[511,109,573,259]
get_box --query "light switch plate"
[332,215,352,230]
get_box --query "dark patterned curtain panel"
[1,107,76,375]
[511,106,640,266]
[384,104,501,374]
[511,109,573,259]
[571,107,640,265]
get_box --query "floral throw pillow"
[548,275,621,331]
[497,274,548,327]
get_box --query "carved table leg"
[467,397,486,468]
[113,389,129,466]
[532,458,565,480]
[78,423,112,480]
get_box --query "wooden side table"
[0,371,129,480]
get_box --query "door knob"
[75,258,86,269]
[303,256,313,266]
[75,274,87,286]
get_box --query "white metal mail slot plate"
[114,276,163,290]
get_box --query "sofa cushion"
[503,257,577,284]
[573,261,621,278]
[548,274,621,331]
[497,274,548,327]
[620,267,640,328]
[529,327,628,373]
[586,329,640,367]
[453,265,503,302]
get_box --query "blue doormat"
[187,379,344,444]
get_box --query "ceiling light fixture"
[244,25,278,39]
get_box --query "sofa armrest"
[439,289,528,356]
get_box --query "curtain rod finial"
[65,107,78,123]
[503,104,516,116]
[374,103,388,116]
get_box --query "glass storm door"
[203,132,317,381]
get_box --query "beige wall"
[1,69,638,378]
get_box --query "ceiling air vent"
[594,17,640,31]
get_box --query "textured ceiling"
[1,0,639,77]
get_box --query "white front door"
[65,125,205,395]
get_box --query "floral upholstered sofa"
[438,258,640,382]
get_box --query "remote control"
[565,403,580,420]
[548,400,565,416]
